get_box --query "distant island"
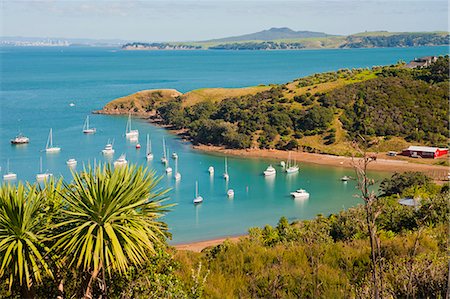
[122,28,449,50]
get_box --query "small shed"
[401,146,448,158]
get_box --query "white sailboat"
[36,157,52,181]
[172,152,178,159]
[82,115,96,134]
[102,139,115,155]
[263,165,276,176]
[223,157,229,180]
[285,152,299,174]
[125,113,139,138]
[174,157,181,181]
[193,181,203,204]
[227,189,234,198]
[165,148,173,174]
[45,128,61,153]
[161,137,168,164]
[3,159,17,180]
[146,134,154,161]
[114,154,128,167]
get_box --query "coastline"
[193,145,449,180]
[173,235,244,252]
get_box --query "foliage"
[343,33,449,48]
[379,171,432,196]
[155,58,449,150]
[0,183,53,296]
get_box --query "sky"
[1,0,448,41]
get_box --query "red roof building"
[401,146,448,158]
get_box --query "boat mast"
[195,181,198,197]
[225,157,228,175]
[175,157,178,174]
[146,134,150,155]
[162,137,166,158]
[46,129,53,149]
[39,157,43,173]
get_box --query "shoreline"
[193,145,449,181]
[173,235,244,252]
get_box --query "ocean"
[0,46,448,243]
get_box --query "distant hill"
[206,27,331,42]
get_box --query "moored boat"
[102,140,115,155]
[3,159,17,181]
[263,165,276,176]
[82,115,96,134]
[45,128,61,153]
[113,154,128,167]
[36,157,52,181]
[227,189,235,198]
[208,166,214,175]
[193,181,203,204]
[11,133,30,144]
[290,189,310,199]
[223,157,229,180]
[125,112,139,138]
[146,134,154,161]
[66,158,77,167]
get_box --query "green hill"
[100,56,449,156]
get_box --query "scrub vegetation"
[1,168,447,298]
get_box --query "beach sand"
[193,145,449,180]
[173,236,243,252]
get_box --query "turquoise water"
[1,46,448,243]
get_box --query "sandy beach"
[173,236,243,252]
[193,145,449,180]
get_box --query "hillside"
[99,56,449,156]
[205,27,331,42]
[122,30,449,50]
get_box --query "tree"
[352,141,383,298]
[53,164,173,298]
[0,183,53,298]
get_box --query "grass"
[180,86,270,107]
[103,89,182,111]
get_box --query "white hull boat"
[11,134,30,144]
[82,116,96,134]
[227,189,234,198]
[263,165,276,176]
[114,154,128,167]
[208,166,214,175]
[125,113,139,138]
[290,189,310,199]
[45,128,61,153]
[36,157,52,181]
[66,158,77,166]
[3,159,17,181]
[102,141,115,155]
[146,134,154,161]
[193,181,203,204]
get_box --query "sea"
[0,46,448,243]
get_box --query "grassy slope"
[180,86,270,107]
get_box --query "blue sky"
[1,0,448,41]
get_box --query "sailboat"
[223,157,229,180]
[3,159,17,180]
[193,181,203,204]
[174,156,181,181]
[125,113,139,138]
[45,128,61,153]
[82,115,96,134]
[165,148,173,174]
[161,137,168,164]
[66,158,77,167]
[146,134,154,161]
[285,152,299,174]
[36,157,52,181]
